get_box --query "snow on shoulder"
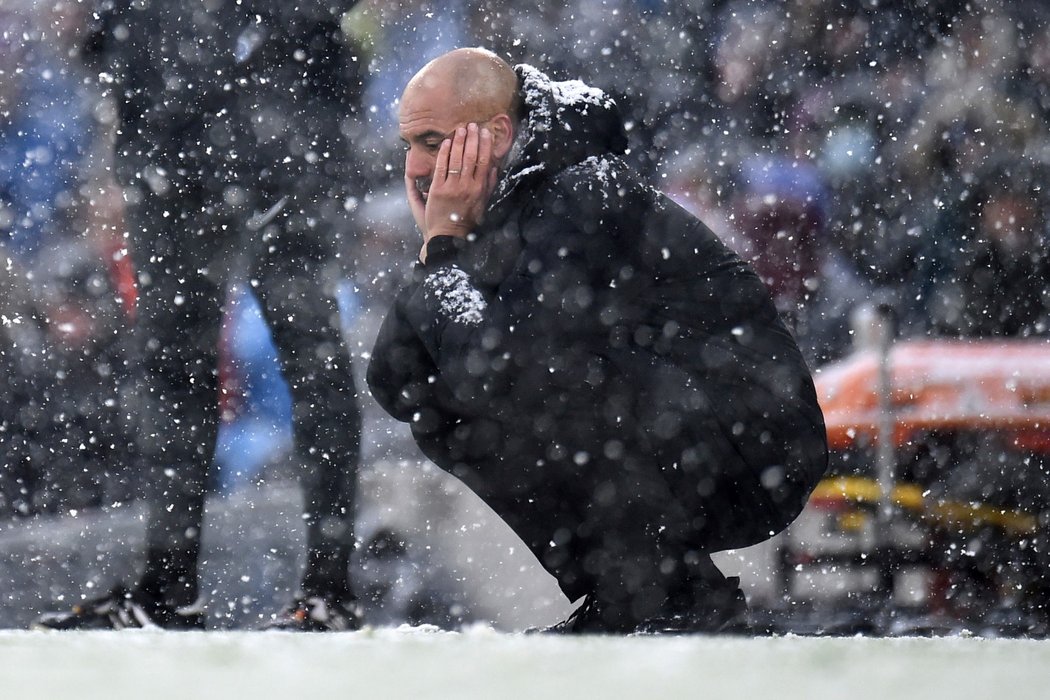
[563,154,624,201]
[517,63,617,128]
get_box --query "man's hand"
[418,123,499,261]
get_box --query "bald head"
[403,48,519,124]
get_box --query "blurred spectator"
[929,159,1050,337]
[0,7,88,259]
[731,155,827,315]
[0,3,132,518]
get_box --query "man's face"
[398,84,482,204]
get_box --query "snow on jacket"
[367,65,828,558]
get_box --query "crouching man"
[367,48,828,633]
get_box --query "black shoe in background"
[31,585,205,631]
[261,594,363,632]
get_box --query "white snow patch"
[566,155,622,202]
[547,77,613,111]
[491,64,620,209]
[3,630,1049,700]
[424,266,487,326]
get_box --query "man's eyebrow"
[403,129,452,144]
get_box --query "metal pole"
[874,303,896,530]
[873,303,897,612]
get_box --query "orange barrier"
[815,339,1050,452]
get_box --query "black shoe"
[262,594,363,632]
[634,578,751,635]
[31,585,205,631]
[533,595,622,634]
[536,577,751,635]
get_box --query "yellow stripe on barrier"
[808,476,1038,536]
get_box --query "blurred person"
[1,3,133,518]
[900,8,1049,338]
[0,254,51,518]
[661,108,854,367]
[0,6,89,259]
[929,159,1050,338]
[34,0,367,631]
[730,156,826,316]
[1025,18,1050,120]
[367,48,828,633]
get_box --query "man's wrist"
[420,235,466,267]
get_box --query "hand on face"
[407,122,499,260]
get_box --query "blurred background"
[1,0,1048,634]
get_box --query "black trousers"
[124,171,361,606]
[416,349,824,622]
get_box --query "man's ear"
[489,113,515,161]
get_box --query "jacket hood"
[488,64,628,215]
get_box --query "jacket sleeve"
[367,282,431,423]
[393,236,524,416]
[366,266,481,429]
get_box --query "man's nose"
[405,148,432,178]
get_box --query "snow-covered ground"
[3,627,1047,700]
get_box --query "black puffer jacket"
[368,66,827,583]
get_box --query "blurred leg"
[250,198,361,603]
[127,196,225,608]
